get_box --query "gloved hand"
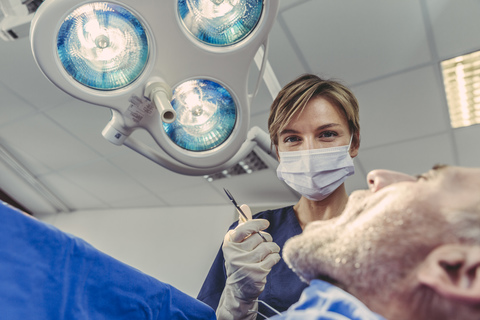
[216,205,281,320]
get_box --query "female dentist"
[197,74,361,319]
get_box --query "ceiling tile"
[278,0,305,11]
[57,159,155,205]
[426,0,480,59]
[355,65,450,149]
[0,114,101,174]
[0,84,37,127]
[211,169,300,206]
[105,150,207,198]
[249,110,270,134]
[158,180,226,206]
[281,0,431,84]
[359,133,456,176]
[453,124,480,167]
[0,38,71,109]
[0,144,52,177]
[111,194,167,208]
[44,100,125,156]
[38,173,109,211]
[266,16,307,86]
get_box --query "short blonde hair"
[268,74,360,150]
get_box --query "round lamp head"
[178,0,263,46]
[57,2,149,90]
[163,79,237,151]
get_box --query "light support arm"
[249,39,269,102]
[0,144,70,213]
[123,126,277,176]
[254,44,282,101]
[247,126,276,160]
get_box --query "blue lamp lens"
[164,79,237,151]
[57,2,149,90]
[178,0,263,46]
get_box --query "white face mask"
[276,137,355,201]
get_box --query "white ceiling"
[1,0,479,216]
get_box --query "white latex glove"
[216,205,281,320]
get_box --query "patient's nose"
[367,169,416,192]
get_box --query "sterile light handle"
[144,78,176,123]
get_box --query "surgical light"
[30,0,279,176]
[57,2,149,90]
[164,79,236,151]
[178,0,263,46]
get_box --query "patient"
[271,165,480,320]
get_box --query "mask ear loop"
[347,134,354,153]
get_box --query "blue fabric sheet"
[0,202,216,320]
[268,280,386,320]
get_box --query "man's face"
[283,166,480,305]
[339,165,480,227]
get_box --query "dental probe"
[223,188,268,242]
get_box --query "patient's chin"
[282,234,315,282]
[282,227,340,283]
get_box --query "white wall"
[38,205,237,297]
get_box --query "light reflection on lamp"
[57,2,149,90]
[178,0,263,46]
[164,79,236,151]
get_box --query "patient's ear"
[417,244,480,303]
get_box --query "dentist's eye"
[319,131,337,138]
[284,136,301,143]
